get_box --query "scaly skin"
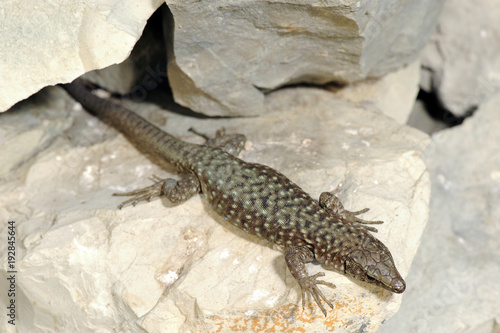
[62,78,406,316]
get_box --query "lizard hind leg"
[319,192,383,232]
[113,173,200,209]
[285,246,336,316]
[189,127,246,156]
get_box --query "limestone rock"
[0,86,429,332]
[1,0,443,116]
[0,0,163,112]
[332,60,421,124]
[166,0,444,116]
[379,91,500,333]
[420,0,500,116]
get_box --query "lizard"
[61,77,406,316]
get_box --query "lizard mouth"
[374,275,406,293]
[364,271,406,294]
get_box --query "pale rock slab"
[166,0,444,116]
[420,0,500,116]
[379,91,500,332]
[0,86,429,332]
[0,0,163,112]
[332,60,421,124]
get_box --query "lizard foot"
[113,176,174,209]
[297,272,336,316]
[319,192,383,232]
[189,127,246,156]
[113,173,201,209]
[285,246,336,316]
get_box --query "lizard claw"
[113,173,200,208]
[319,192,384,232]
[297,272,336,316]
[338,207,384,232]
[113,178,171,209]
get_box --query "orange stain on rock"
[206,292,378,332]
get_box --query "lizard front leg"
[285,245,336,316]
[189,127,246,156]
[114,173,200,209]
[319,192,383,232]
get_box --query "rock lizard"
[62,78,406,316]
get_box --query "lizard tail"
[61,78,194,167]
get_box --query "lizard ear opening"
[344,257,356,276]
[344,257,359,276]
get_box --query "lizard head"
[344,239,406,293]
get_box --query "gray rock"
[332,60,420,124]
[420,0,500,117]
[0,0,163,112]
[166,0,444,116]
[379,91,500,333]
[1,0,442,117]
[0,86,429,332]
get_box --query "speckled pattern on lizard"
[62,78,406,316]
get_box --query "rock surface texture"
[379,2,500,331]
[166,0,444,116]
[0,0,164,112]
[420,0,500,117]
[0,85,429,332]
[0,0,448,332]
[380,90,500,333]
[0,0,444,115]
